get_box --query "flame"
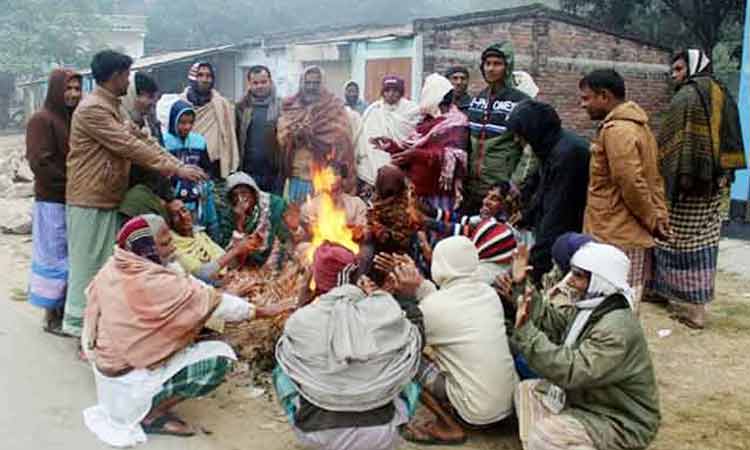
[305,165,360,262]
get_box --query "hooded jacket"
[583,102,668,249]
[465,42,531,209]
[26,69,82,203]
[507,101,590,283]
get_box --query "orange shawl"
[84,247,221,371]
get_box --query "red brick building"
[416,5,673,137]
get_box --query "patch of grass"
[709,302,750,334]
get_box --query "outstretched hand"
[176,164,208,182]
[512,244,533,284]
[515,285,533,329]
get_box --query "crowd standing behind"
[22,40,744,449]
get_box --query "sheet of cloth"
[29,201,68,310]
[62,206,119,336]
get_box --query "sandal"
[400,422,467,446]
[142,412,196,437]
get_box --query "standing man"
[445,66,472,113]
[26,68,82,335]
[343,80,368,115]
[277,66,355,202]
[182,61,240,178]
[578,69,669,313]
[652,50,745,329]
[464,42,532,214]
[63,50,206,338]
[507,100,590,286]
[236,65,283,194]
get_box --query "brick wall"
[420,14,672,138]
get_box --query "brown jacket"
[26,69,81,203]
[583,102,668,249]
[67,87,182,209]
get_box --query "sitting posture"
[511,240,660,450]
[81,214,282,446]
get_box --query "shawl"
[277,66,354,179]
[119,184,169,221]
[83,247,221,370]
[276,285,421,412]
[180,87,240,178]
[173,230,226,276]
[355,97,421,185]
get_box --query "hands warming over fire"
[374,253,424,298]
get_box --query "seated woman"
[510,241,660,450]
[217,172,302,268]
[167,199,260,284]
[396,236,519,445]
[81,214,284,446]
[274,243,422,450]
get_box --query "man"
[63,50,206,338]
[275,243,422,450]
[507,100,590,286]
[236,65,283,194]
[464,42,533,213]
[395,236,518,445]
[578,69,669,313]
[511,240,660,450]
[277,66,355,202]
[344,80,368,114]
[26,68,82,335]
[121,72,162,143]
[82,214,284,445]
[652,50,745,329]
[355,75,420,192]
[182,61,240,178]
[445,66,472,112]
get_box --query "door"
[364,58,412,103]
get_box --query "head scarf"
[551,233,595,274]
[312,243,358,297]
[374,164,407,199]
[225,171,262,200]
[686,49,712,78]
[117,214,167,265]
[381,75,406,96]
[419,73,454,117]
[186,61,215,107]
[431,236,479,287]
[471,219,516,264]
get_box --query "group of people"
[23,38,744,449]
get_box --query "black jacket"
[508,101,590,284]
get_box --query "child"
[164,100,219,240]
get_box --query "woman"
[217,171,301,267]
[653,49,745,328]
[82,214,284,446]
[377,74,468,211]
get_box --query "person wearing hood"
[464,42,533,214]
[81,214,285,446]
[651,49,745,329]
[396,236,518,445]
[445,66,472,113]
[354,75,421,195]
[181,61,239,178]
[277,66,356,203]
[163,100,220,241]
[510,240,660,450]
[380,74,469,211]
[579,69,670,315]
[26,68,82,335]
[236,65,283,194]
[507,100,590,286]
[343,80,368,115]
[274,243,422,450]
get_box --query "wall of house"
[420,16,671,137]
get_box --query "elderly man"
[344,80,368,114]
[355,75,421,194]
[63,50,206,338]
[182,61,240,178]
[277,66,355,202]
[579,69,670,313]
[510,240,660,450]
[82,214,285,446]
[26,68,82,335]
[445,66,472,113]
[236,65,283,194]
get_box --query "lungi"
[621,247,652,314]
[62,206,119,337]
[28,201,68,310]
